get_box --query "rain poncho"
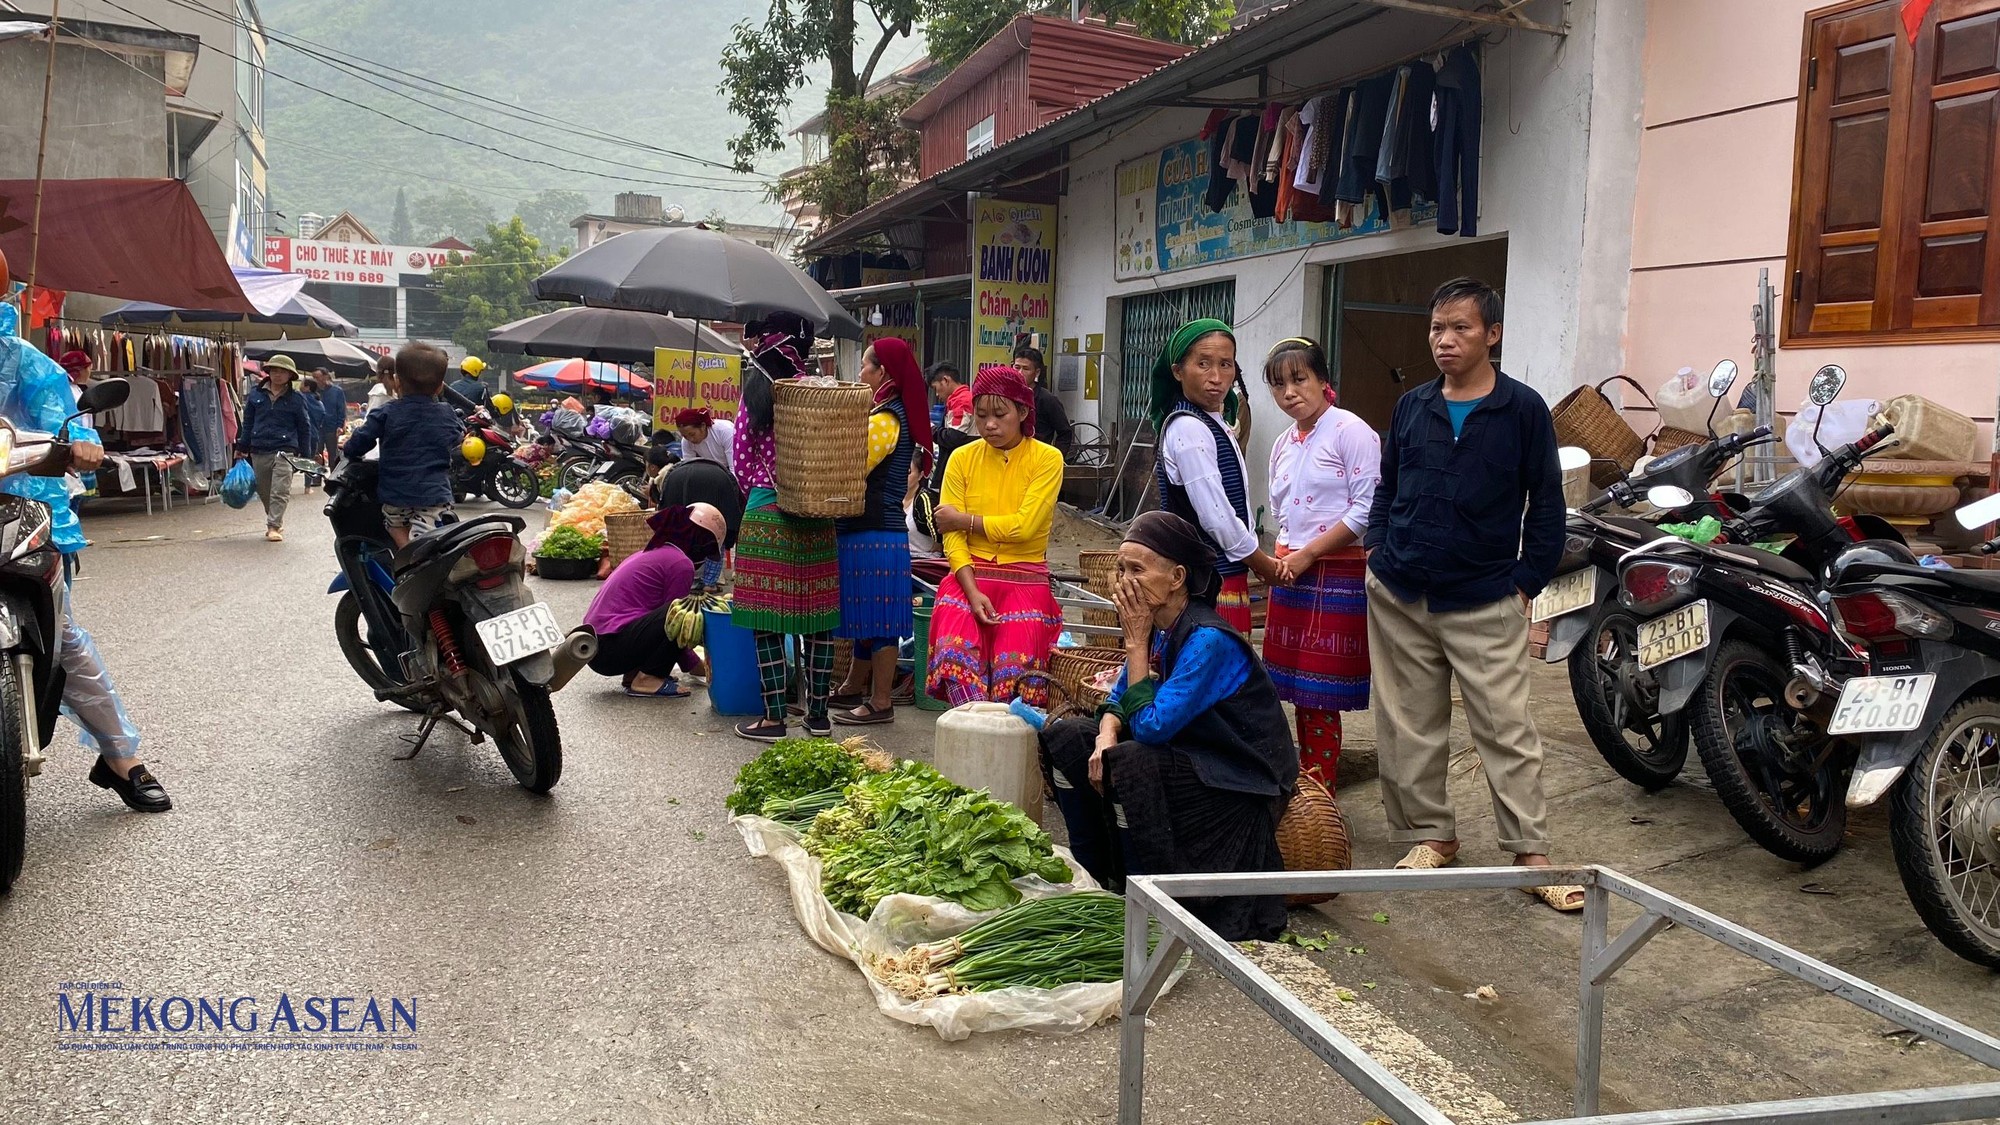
[0,303,96,555]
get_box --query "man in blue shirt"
[1361,277,1573,910]
[312,369,349,469]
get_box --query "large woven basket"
[603,510,654,568]
[1650,425,1706,457]
[772,380,871,517]
[1047,647,1125,717]
[1553,375,1652,488]
[1077,549,1121,648]
[1276,772,1351,905]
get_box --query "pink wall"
[1626,0,2000,451]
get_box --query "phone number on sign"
[295,267,390,285]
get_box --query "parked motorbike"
[452,401,540,509]
[322,457,595,793]
[1544,360,1776,789]
[0,378,132,893]
[1615,364,1908,863]
[556,431,651,495]
[1821,492,2000,966]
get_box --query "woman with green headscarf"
[1149,318,1280,633]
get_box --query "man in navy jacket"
[1362,277,1577,910]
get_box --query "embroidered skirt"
[731,494,840,635]
[833,529,913,641]
[1216,572,1253,634]
[926,560,1061,707]
[1264,547,1370,712]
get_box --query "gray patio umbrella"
[531,225,863,340]
[244,336,381,377]
[487,306,738,364]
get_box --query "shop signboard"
[263,237,468,287]
[650,346,742,433]
[973,198,1056,368]
[856,265,923,352]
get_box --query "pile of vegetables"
[874,893,1139,998]
[801,761,1072,916]
[725,736,884,818]
[534,525,603,560]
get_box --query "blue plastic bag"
[221,458,256,509]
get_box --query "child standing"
[342,342,463,548]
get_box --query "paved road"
[1,498,1994,1123]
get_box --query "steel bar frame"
[1120,865,2000,1125]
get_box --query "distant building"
[570,192,801,258]
[265,220,474,345]
[0,15,198,180]
[295,211,326,238]
[308,210,380,244]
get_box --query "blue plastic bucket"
[705,609,766,716]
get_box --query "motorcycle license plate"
[593,461,615,475]
[1636,600,1709,670]
[1532,568,1597,623]
[475,603,564,666]
[1827,674,1937,736]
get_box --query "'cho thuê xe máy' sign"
[263,237,469,287]
[973,198,1055,368]
[650,347,743,433]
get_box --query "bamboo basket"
[1649,425,1706,457]
[603,510,654,568]
[1276,772,1351,905]
[1047,647,1125,716]
[1552,375,1652,488]
[772,380,871,517]
[1077,549,1121,648]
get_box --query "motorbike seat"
[391,514,524,575]
[1708,541,1815,583]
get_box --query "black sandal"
[734,719,787,744]
[832,702,895,726]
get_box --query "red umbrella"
[512,358,651,397]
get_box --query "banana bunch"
[666,592,732,647]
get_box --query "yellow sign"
[1085,357,1100,401]
[974,197,1056,369]
[862,298,922,352]
[651,346,743,432]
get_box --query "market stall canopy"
[488,305,737,364]
[99,268,357,340]
[514,358,651,398]
[243,336,380,377]
[0,179,253,313]
[532,225,862,340]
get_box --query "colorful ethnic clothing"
[833,529,913,641]
[925,561,1061,707]
[1264,546,1370,713]
[731,487,840,635]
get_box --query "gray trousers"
[250,452,295,529]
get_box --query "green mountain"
[260,0,795,246]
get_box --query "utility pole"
[25,1,62,308]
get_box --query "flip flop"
[1393,844,1457,870]
[1522,883,1587,913]
[832,702,894,726]
[625,679,690,699]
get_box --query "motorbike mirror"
[1558,446,1592,473]
[1807,364,1847,407]
[1707,359,1738,398]
[1646,486,1695,510]
[76,377,131,414]
[1953,492,2000,530]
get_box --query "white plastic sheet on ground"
[734,814,1183,1040]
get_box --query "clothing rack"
[1157,34,1482,111]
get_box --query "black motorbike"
[556,431,651,496]
[323,458,595,793]
[451,406,540,509]
[0,377,131,893]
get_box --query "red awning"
[0,178,253,314]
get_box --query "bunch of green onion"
[876,892,1143,999]
[760,786,846,828]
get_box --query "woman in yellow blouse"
[926,364,1066,706]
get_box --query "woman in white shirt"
[1261,337,1381,789]
[673,407,736,474]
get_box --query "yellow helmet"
[461,435,487,465]
[460,355,488,377]
[489,392,514,415]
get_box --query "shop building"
[263,211,472,345]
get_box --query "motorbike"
[556,430,652,496]
[322,454,596,793]
[1820,492,2000,967]
[1543,359,1777,790]
[1615,364,1909,863]
[0,377,132,893]
[452,405,540,509]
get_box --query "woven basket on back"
[1077,549,1121,648]
[603,510,654,569]
[1650,425,1706,457]
[1552,375,1653,488]
[1277,772,1351,905]
[1047,647,1125,716]
[772,380,871,517]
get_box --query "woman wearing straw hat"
[235,354,317,542]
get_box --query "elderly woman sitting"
[1038,511,1298,941]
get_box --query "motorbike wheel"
[488,465,540,509]
[1689,638,1849,864]
[1889,697,2000,968]
[609,472,645,501]
[493,673,562,793]
[0,658,25,894]
[1568,605,1689,791]
[557,458,594,494]
[334,593,424,713]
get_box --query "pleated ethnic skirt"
[1216,572,1253,633]
[926,560,1061,707]
[832,529,913,641]
[1263,547,1370,712]
[731,494,840,635]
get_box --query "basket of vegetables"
[534,525,603,579]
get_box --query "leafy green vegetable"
[880,893,1140,997]
[726,738,866,817]
[759,785,847,827]
[1371,912,1391,925]
[536,525,604,560]
[802,761,1072,916]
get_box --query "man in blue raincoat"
[0,302,169,812]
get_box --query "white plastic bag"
[734,814,1184,1040]
[1786,398,1878,468]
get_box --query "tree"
[433,217,565,361]
[515,189,592,255]
[388,187,414,245]
[410,186,496,245]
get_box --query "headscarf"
[741,312,815,433]
[868,337,933,474]
[970,364,1036,439]
[1124,510,1221,606]
[1148,318,1239,431]
[645,502,726,561]
[57,350,90,374]
[673,406,712,429]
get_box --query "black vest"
[1156,603,1297,798]
[1154,402,1252,578]
[837,397,914,534]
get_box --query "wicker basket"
[1650,425,1706,457]
[1077,549,1121,648]
[1048,647,1125,716]
[772,380,871,517]
[1276,772,1351,905]
[603,510,654,568]
[1553,375,1652,488]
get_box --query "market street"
[1,499,1997,1124]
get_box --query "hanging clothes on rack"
[1433,44,1482,237]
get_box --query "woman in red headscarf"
[925,364,1066,707]
[827,337,932,724]
[673,405,735,473]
